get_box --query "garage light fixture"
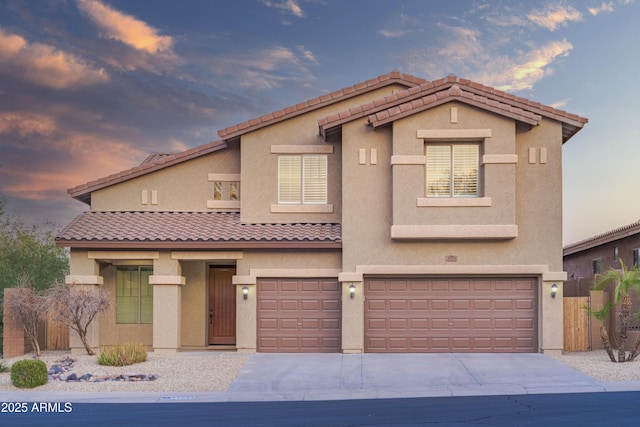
[349,283,356,299]
[551,283,558,298]
[242,286,249,300]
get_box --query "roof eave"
[56,240,342,250]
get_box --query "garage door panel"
[389,300,408,310]
[257,278,341,353]
[365,277,537,353]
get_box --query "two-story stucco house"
[56,72,587,355]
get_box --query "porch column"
[340,272,364,354]
[151,255,184,353]
[541,271,566,355]
[66,251,102,355]
[233,275,256,353]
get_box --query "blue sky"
[0,0,637,245]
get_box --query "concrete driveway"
[225,352,640,401]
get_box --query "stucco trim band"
[88,251,159,260]
[270,145,334,154]
[207,173,241,182]
[391,224,518,240]
[338,272,364,282]
[416,129,492,140]
[232,275,257,285]
[390,155,425,165]
[250,268,341,278]
[271,204,334,213]
[171,251,243,260]
[482,154,518,164]
[149,275,186,286]
[65,275,104,285]
[207,200,241,209]
[542,271,568,281]
[356,264,551,276]
[417,197,492,207]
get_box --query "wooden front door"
[208,267,236,345]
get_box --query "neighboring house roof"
[563,219,640,256]
[318,75,587,143]
[68,140,227,205]
[55,211,342,249]
[217,71,427,142]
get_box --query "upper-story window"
[278,155,327,204]
[213,181,240,201]
[426,143,479,197]
[634,249,640,267]
[592,258,602,274]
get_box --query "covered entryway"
[257,278,341,352]
[208,267,236,345]
[365,277,537,353]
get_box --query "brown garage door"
[257,278,341,352]
[365,277,537,353]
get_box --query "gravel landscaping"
[0,351,248,393]
[549,350,640,382]
[1,350,639,393]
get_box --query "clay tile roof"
[563,219,640,256]
[366,85,542,129]
[56,211,342,249]
[68,140,227,205]
[217,71,426,141]
[319,75,587,143]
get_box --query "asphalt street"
[3,392,640,427]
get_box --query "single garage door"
[257,278,341,352]
[365,277,537,353]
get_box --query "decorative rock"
[46,356,158,383]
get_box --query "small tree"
[47,283,111,355]
[4,275,47,357]
[588,261,640,362]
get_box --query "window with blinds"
[426,144,479,197]
[116,266,153,324]
[278,155,327,204]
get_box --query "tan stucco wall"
[391,103,516,228]
[340,104,564,273]
[180,261,207,347]
[91,141,240,212]
[239,85,409,224]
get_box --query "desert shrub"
[10,359,48,388]
[0,360,9,373]
[98,343,147,366]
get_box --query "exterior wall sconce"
[551,283,558,298]
[349,283,356,299]
[242,286,249,300]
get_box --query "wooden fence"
[45,314,69,351]
[563,296,590,352]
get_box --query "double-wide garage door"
[365,277,537,353]
[257,278,341,352]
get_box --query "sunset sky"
[0,0,638,245]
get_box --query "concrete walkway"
[3,353,640,403]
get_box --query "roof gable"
[318,75,587,143]
[68,140,227,204]
[217,71,426,142]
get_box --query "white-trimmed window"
[116,266,153,324]
[278,155,327,204]
[426,143,479,197]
